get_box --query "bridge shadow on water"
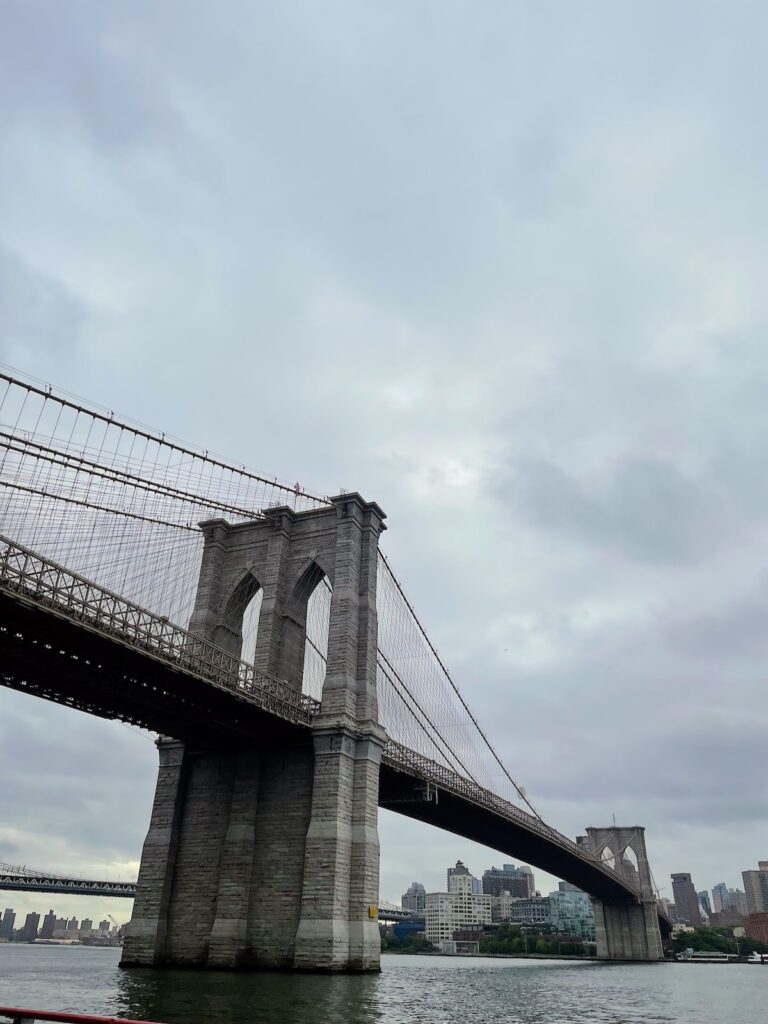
[116,967,384,1024]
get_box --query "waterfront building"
[493,893,521,922]
[0,909,15,940]
[401,882,426,913]
[40,910,56,939]
[1,910,16,939]
[425,890,492,946]
[745,913,768,944]
[742,862,768,915]
[98,920,111,936]
[19,912,40,942]
[697,891,712,917]
[500,896,551,927]
[671,873,702,926]
[548,884,595,941]
[80,917,93,937]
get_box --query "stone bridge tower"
[585,826,664,960]
[121,493,387,972]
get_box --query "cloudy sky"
[2,0,768,924]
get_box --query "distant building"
[493,893,521,923]
[447,861,479,895]
[729,888,748,917]
[709,909,744,928]
[0,909,15,940]
[19,912,40,942]
[501,896,550,927]
[548,883,595,941]
[401,882,426,914]
[671,874,702,926]
[80,918,93,937]
[742,862,768,915]
[712,883,728,913]
[65,916,79,939]
[425,891,492,946]
[40,911,56,939]
[697,891,712,917]
[482,863,534,899]
[98,920,110,936]
[745,913,768,944]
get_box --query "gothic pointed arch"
[214,568,262,660]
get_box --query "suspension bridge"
[0,370,666,969]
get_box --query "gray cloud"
[1,0,768,916]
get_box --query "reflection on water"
[117,967,383,1024]
[0,946,766,1024]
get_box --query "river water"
[0,946,765,1023]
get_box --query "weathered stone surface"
[122,494,387,972]
[586,826,664,961]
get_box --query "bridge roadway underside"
[0,591,313,747]
[378,775,637,906]
[0,589,667,960]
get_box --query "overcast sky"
[2,0,768,925]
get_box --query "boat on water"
[747,952,768,964]
[676,951,738,963]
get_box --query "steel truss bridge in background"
[0,864,417,922]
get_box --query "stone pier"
[585,826,664,961]
[121,494,387,972]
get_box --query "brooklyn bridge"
[0,371,667,970]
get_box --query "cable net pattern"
[0,369,542,821]
[0,371,327,630]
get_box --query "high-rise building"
[80,918,93,936]
[65,916,79,939]
[729,888,749,917]
[671,874,702,926]
[712,883,728,913]
[0,909,15,940]
[19,912,40,942]
[401,882,426,913]
[742,862,768,915]
[40,911,56,939]
[697,891,712,917]
[98,920,110,936]
[447,860,478,895]
[482,863,535,899]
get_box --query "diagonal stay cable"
[378,549,552,827]
[376,649,477,781]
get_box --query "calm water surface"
[0,946,765,1024]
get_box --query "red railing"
[0,1009,164,1024]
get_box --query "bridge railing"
[0,536,320,729]
[0,1009,164,1024]
[382,741,641,896]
